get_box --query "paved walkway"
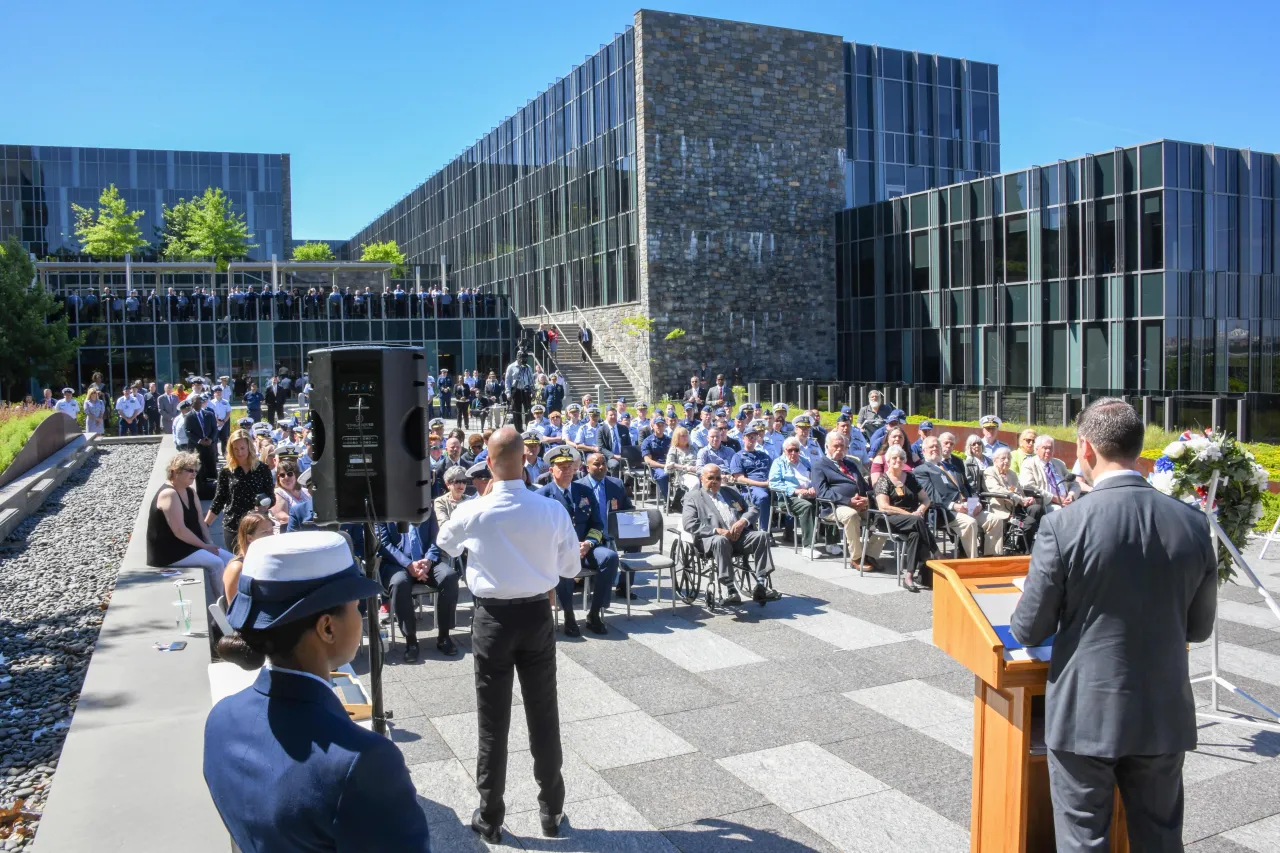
[360,494,1280,853]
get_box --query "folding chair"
[552,567,598,629]
[768,488,801,554]
[609,507,676,614]
[813,498,849,563]
[386,584,438,647]
[861,509,907,583]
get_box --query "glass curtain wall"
[0,146,287,261]
[835,140,1280,399]
[346,29,639,318]
[842,43,1000,208]
[40,268,517,395]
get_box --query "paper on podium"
[616,511,650,540]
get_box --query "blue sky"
[6,0,1277,239]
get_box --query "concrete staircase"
[539,323,638,405]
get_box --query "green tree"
[292,241,336,261]
[71,184,147,257]
[360,240,405,276]
[184,187,257,270]
[156,197,198,260]
[0,237,81,400]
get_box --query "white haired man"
[1019,434,1081,512]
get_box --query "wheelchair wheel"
[670,539,701,605]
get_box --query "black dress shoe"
[563,617,581,637]
[436,636,458,657]
[753,584,782,604]
[471,809,501,843]
[585,611,608,635]
[403,642,420,663]
[540,809,566,837]
[614,586,639,600]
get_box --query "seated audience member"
[979,414,1009,462]
[868,409,907,457]
[963,434,988,495]
[1011,429,1037,475]
[522,431,549,484]
[222,512,274,607]
[147,453,234,588]
[915,436,1003,558]
[728,420,772,525]
[768,436,817,548]
[938,432,967,477]
[870,426,916,476]
[460,433,485,467]
[270,459,313,532]
[576,451,633,601]
[375,512,460,661]
[813,431,884,571]
[839,412,871,468]
[856,390,893,430]
[1019,435,1081,512]
[696,426,736,473]
[539,446,617,637]
[682,464,779,605]
[640,417,671,500]
[665,426,700,495]
[689,408,714,451]
[909,419,934,459]
[872,446,936,591]
[984,446,1043,550]
[791,415,823,465]
[435,466,470,525]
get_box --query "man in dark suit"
[682,463,779,605]
[812,430,884,571]
[375,513,460,661]
[915,436,1001,558]
[539,447,617,636]
[576,452,633,600]
[185,395,219,485]
[1012,398,1217,852]
[596,407,632,469]
[264,376,287,424]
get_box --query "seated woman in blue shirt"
[205,531,430,853]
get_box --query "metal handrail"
[537,305,613,399]
[569,305,650,403]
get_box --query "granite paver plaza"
[369,507,1280,852]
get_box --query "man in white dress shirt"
[54,388,80,420]
[435,427,578,844]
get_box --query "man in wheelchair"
[681,464,780,605]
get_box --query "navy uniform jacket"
[575,474,632,532]
[538,480,606,546]
[204,668,430,853]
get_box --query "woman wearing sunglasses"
[147,451,233,581]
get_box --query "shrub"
[0,408,56,476]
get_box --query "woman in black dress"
[205,429,275,544]
[873,446,937,591]
[148,451,234,583]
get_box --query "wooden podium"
[929,556,1127,853]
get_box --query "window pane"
[1097,200,1117,274]
[1006,213,1029,282]
[1142,320,1163,390]
[1084,324,1109,389]
[1094,153,1115,198]
[1140,192,1163,270]
[1007,284,1029,323]
[912,232,930,291]
[1044,324,1068,387]
[1140,143,1162,190]
[1043,280,1062,322]
[1008,328,1030,386]
[1042,208,1061,280]
[1004,172,1027,213]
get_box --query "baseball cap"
[888,409,905,422]
[919,420,935,430]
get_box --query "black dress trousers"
[472,597,564,827]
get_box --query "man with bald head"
[681,463,779,605]
[436,426,580,842]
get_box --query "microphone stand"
[1192,471,1280,733]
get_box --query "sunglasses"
[179,467,197,474]
[785,447,800,453]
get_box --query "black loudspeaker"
[307,346,431,524]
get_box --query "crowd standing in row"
[58,283,500,323]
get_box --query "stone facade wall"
[634,10,846,396]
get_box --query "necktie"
[1045,462,1062,497]
[406,526,423,562]
[561,487,573,514]
[595,480,608,528]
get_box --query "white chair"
[208,595,233,635]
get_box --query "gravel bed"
[0,445,157,849]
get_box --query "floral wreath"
[1149,429,1268,583]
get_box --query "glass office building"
[346,29,640,317]
[35,264,518,394]
[835,140,1280,434]
[344,17,998,322]
[842,42,999,207]
[0,145,290,261]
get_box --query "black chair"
[608,507,676,614]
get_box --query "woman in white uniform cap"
[204,531,430,852]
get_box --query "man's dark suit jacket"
[812,454,873,506]
[575,474,632,519]
[914,461,967,522]
[1011,473,1217,758]
[597,422,632,455]
[185,408,215,445]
